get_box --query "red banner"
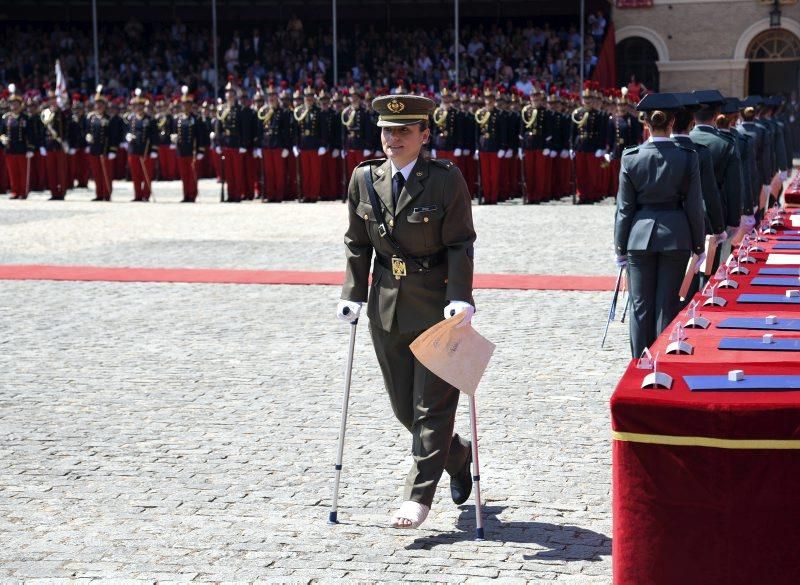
[615,0,653,7]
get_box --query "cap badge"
[387,99,405,114]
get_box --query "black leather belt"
[637,202,682,211]
[376,251,446,273]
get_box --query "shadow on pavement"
[407,505,611,562]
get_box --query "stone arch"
[616,25,669,63]
[735,18,800,60]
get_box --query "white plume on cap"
[96,84,103,94]
[181,85,189,96]
[8,83,16,94]
[134,88,142,97]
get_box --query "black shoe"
[450,447,473,505]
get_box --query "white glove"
[292,146,300,157]
[238,147,247,154]
[454,148,462,157]
[604,153,612,163]
[253,148,262,158]
[780,170,788,182]
[497,149,506,159]
[517,147,524,159]
[336,300,362,323]
[215,146,222,154]
[504,150,513,158]
[68,148,76,155]
[281,148,290,158]
[25,151,34,159]
[693,252,707,272]
[170,133,178,144]
[169,144,177,150]
[594,149,604,158]
[84,147,90,153]
[569,149,576,159]
[443,301,474,327]
[549,150,557,158]
[741,215,756,229]
[197,153,204,160]
[362,149,371,157]
[715,231,728,244]
[473,151,480,160]
[150,151,159,159]
[431,149,438,158]
[209,131,216,140]
[125,132,135,142]
[39,146,47,156]
[560,149,569,159]
[615,255,628,268]
[332,149,340,158]
[108,152,116,160]
[340,149,347,159]
[121,142,129,149]
[317,146,327,156]
[85,133,94,144]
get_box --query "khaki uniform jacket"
[341,155,476,333]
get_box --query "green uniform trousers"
[369,321,471,508]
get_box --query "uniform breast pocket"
[406,205,444,249]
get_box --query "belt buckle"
[391,256,407,279]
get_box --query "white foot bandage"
[390,501,430,529]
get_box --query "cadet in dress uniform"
[26,96,47,192]
[549,90,573,199]
[155,96,177,181]
[215,83,248,203]
[126,89,158,201]
[614,93,705,358]
[431,85,460,163]
[40,91,69,200]
[572,82,609,203]
[258,83,292,202]
[690,90,743,243]
[520,85,553,203]
[294,86,324,202]
[174,87,208,203]
[317,89,339,200]
[337,94,475,529]
[85,87,119,201]
[740,96,772,215]
[108,99,127,180]
[719,98,758,222]
[341,87,374,182]
[0,86,34,199]
[475,85,505,204]
[67,96,89,189]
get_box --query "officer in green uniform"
[615,93,705,358]
[337,94,476,529]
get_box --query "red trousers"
[209,149,221,179]
[299,150,322,201]
[523,150,551,203]
[320,152,339,200]
[129,154,154,200]
[243,151,257,199]
[575,152,604,203]
[178,156,199,201]
[31,151,46,191]
[158,145,178,180]
[69,150,90,188]
[459,154,477,198]
[263,148,288,202]
[479,152,501,204]
[221,148,245,201]
[0,149,8,193]
[554,156,572,198]
[114,147,128,180]
[5,153,30,198]
[287,153,298,199]
[88,155,112,199]
[345,150,367,184]
[609,158,621,198]
[45,150,68,198]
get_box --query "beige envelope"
[410,313,496,397]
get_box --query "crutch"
[328,312,358,525]
[468,394,485,540]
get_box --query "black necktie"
[393,171,405,207]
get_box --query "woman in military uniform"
[336,94,476,529]
[614,93,705,358]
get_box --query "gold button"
[363,214,369,220]
[423,217,429,223]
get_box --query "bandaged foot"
[390,501,430,529]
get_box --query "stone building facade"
[614,0,800,97]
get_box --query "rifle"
[518,148,527,203]
[295,148,302,201]
[219,150,226,202]
[601,266,625,348]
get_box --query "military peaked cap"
[635,92,682,112]
[372,94,434,127]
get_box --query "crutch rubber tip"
[328,511,339,524]
[475,527,485,541]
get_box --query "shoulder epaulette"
[430,158,455,170]
[356,158,386,168]
[622,146,639,155]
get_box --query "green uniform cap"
[372,94,434,127]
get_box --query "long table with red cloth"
[611,212,800,585]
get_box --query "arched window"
[616,37,659,93]
[747,29,800,62]
[746,28,800,96]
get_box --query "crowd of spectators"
[0,13,609,101]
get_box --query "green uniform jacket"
[615,141,704,256]
[690,125,742,227]
[672,135,725,235]
[341,155,476,333]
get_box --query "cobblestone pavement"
[0,181,629,582]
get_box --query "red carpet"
[0,264,616,291]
